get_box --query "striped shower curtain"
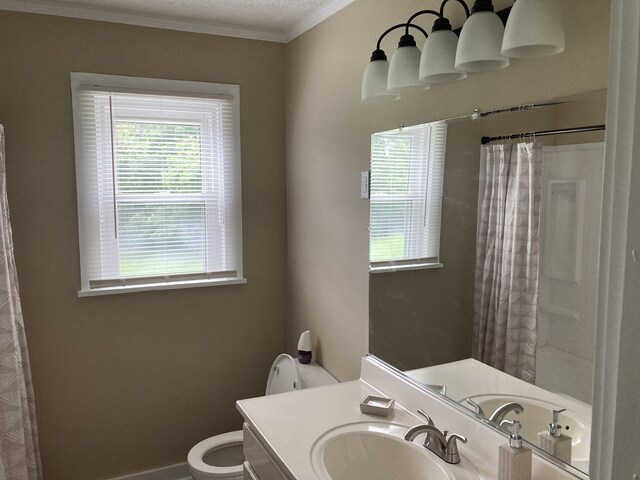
[0,126,42,480]
[472,141,543,383]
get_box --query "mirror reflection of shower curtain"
[0,126,42,480]
[472,141,543,383]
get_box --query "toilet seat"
[187,353,338,479]
[187,430,244,478]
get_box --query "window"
[369,121,447,272]
[71,73,244,296]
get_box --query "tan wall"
[0,11,286,480]
[284,0,611,381]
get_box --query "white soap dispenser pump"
[499,420,531,480]
[538,408,572,463]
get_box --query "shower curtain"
[0,126,42,480]
[472,141,542,383]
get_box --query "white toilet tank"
[265,353,337,395]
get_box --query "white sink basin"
[310,422,482,480]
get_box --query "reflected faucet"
[465,398,486,417]
[488,402,524,424]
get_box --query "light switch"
[361,171,370,199]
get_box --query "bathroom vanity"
[241,424,287,480]
[237,356,582,480]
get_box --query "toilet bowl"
[187,354,337,480]
[188,430,244,479]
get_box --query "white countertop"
[237,356,587,480]
[237,379,423,479]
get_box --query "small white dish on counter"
[359,395,395,417]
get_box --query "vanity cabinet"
[243,423,288,480]
[243,462,259,480]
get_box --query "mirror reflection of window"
[368,90,608,477]
[369,121,447,272]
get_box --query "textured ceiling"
[0,0,352,41]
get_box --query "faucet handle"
[444,433,467,464]
[465,398,485,417]
[417,409,435,426]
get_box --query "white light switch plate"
[361,171,370,199]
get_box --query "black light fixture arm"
[405,10,441,35]
[439,0,471,19]
[375,23,429,52]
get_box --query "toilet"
[187,353,337,479]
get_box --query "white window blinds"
[369,121,447,270]
[72,74,243,295]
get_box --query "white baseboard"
[108,462,190,480]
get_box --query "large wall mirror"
[369,89,607,478]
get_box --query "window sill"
[369,262,444,274]
[78,277,247,297]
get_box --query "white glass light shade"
[455,11,510,72]
[388,45,428,93]
[361,59,399,102]
[501,0,565,58]
[419,29,468,84]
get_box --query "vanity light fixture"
[361,50,398,102]
[362,23,428,102]
[362,1,566,102]
[455,0,509,72]
[501,0,565,58]
[387,25,430,93]
[418,1,471,84]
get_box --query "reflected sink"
[464,394,590,469]
[310,422,482,480]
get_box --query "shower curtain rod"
[472,101,566,120]
[481,124,606,145]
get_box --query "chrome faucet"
[404,410,468,464]
[488,402,524,424]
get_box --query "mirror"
[369,90,607,477]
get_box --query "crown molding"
[0,0,287,42]
[285,0,354,42]
[0,0,354,43]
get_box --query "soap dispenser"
[538,409,572,463]
[499,420,531,480]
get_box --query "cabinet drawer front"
[243,424,287,480]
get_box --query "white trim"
[71,72,244,296]
[590,1,640,479]
[79,277,248,297]
[284,0,354,42]
[369,262,444,274]
[0,0,354,43]
[107,462,189,480]
[0,0,286,42]
[71,72,241,97]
